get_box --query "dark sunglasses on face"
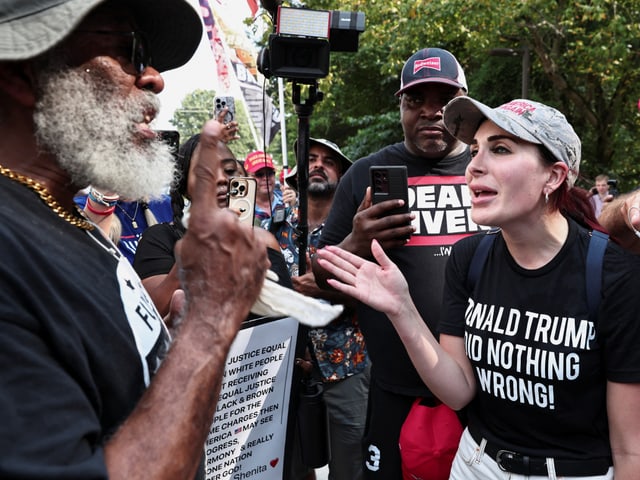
[77,30,152,75]
[254,170,275,179]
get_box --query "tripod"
[292,80,323,275]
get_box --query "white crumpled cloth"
[251,270,343,327]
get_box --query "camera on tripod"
[257,5,364,82]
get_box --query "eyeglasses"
[253,170,275,179]
[77,30,152,75]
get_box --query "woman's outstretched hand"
[315,239,410,317]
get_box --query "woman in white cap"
[315,98,640,479]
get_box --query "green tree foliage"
[285,0,640,191]
[169,89,258,160]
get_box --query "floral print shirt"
[263,206,369,382]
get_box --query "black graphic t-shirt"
[134,223,293,291]
[319,142,480,395]
[440,219,640,460]
[0,176,169,479]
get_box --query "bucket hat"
[286,138,352,190]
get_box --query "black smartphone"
[214,96,235,123]
[370,165,409,216]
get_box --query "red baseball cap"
[399,399,463,480]
[244,151,274,174]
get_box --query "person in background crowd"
[312,47,478,479]
[78,191,173,263]
[77,186,123,242]
[589,173,613,218]
[317,97,640,479]
[135,131,320,480]
[245,150,284,224]
[134,131,289,319]
[282,168,298,208]
[80,113,238,263]
[0,1,269,479]
[265,138,370,480]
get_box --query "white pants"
[449,428,614,480]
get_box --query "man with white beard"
[39,64,180,261]
[0,1,269,479]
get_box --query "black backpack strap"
[586,230,608,322]
[466,228,500,291]
[466,228,607,323]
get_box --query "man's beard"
[308,174,337,198]
[33,65,176,200]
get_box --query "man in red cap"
[313,47,480,479]
[244,150,285,223]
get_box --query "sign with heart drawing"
[204,316,302,480]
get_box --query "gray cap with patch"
[444,97,581,186]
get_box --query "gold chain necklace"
[0,164,94,231]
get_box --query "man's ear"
[0,62,38,108]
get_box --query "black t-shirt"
[134,223,293,289]
[440,219,640,459]
[318,142,476,395]
[0,176,169,478]
[134,222,184,278]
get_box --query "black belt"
[469,426,611,477]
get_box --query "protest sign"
[205,316,302,480]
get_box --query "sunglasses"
[253,170,275,179]
[77,30,152,75]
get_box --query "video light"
[277,7,330,39]
[257,5,364,81]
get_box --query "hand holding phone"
[370,165,409,216]
[369,165,411,241]
[228,177,256,226]
[214,96,235,124]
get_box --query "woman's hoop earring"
[545,192,549,204]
